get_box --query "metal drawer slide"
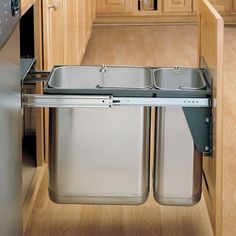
[22,94,210,108]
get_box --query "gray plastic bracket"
[183,107,212,155]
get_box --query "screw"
[205,117,210,123]
[205,146,210,151]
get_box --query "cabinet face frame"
[163,0,192,13]
[233,0,236,11]
[198,0,224,236]
[208,0,231,12]
[96,0,134,14]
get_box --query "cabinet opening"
[20,6,37,203]
[138,0,158,11]
[20,6,35,58]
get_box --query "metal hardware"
[22,95,112,108]
[99,64,107,73]
[48,2,58,10]
[11,0,20,17]
[22,94,210,108]
[174,65,179,71]
[23,71,50,84]
[22,93,212,154]
[113,97,210,107]
[183,107,212,154]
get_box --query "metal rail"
[22,94,211,108]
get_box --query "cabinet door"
[96,0,133,14]
[64,0,85,64]
[193,0,197,12]
[209,0,231,12]
[233,0,236,12]
[163,0,192,13]
[198,0,224,236]
[43,0,65,69]
[84,0,92,43]
[43,0,85,69]
[91,0,96,21]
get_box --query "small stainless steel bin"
[154,107,202,206]
[47,65,151,205]
[153,67,204,206]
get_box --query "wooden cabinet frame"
[21,0,47,233]
[95,0,236,24]
[96,0,134,14]
[198,0,224,235]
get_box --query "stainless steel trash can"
[154,107,202,206]
[47,65,151,205]
[49,107,150,205]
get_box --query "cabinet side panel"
[198,0,224,235]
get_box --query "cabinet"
[84,0,93,48]
[95,0,236,23]
[64,0,85,64]
[233,0,236,11]
[198,1,224,235]
[163,0,192,13]
[43,0,94,69]
[96,0,133,14]
[43,0,65,69]
[208,0,231,12]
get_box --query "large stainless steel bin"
[49,107,150,205]
[47,65,151,205]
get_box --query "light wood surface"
[23,165,46,234]
[42,0,65,70]
[95,0,236,23]
[163,0,192,13]
[222,25,236,236]
[42,0,94,69]
[96,0,133,14]
[25,25,217,236]
[21,0,38,16]
[42,0,95,165]
[208,0,231,12]
[64,0,84,64]
[95,15,198,24]
[233,0,236,11]
[198,1,224,235]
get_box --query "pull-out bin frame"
[22,65,213,206]
[23,95,212,154]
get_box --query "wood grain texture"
[198,1,224,235]
[42,0,65,70]
[207,0,231,12]
[21,0,38,16]
[42,0,95,166]
[163,0,192,13]
[25,25,215,236]
[222,25,236,236]
[233,0,236,11]
[23,165,46,234]
[33,0,44,165]
[96,0,133,14]
[94,0,236,23]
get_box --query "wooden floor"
[24,25,236,236]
